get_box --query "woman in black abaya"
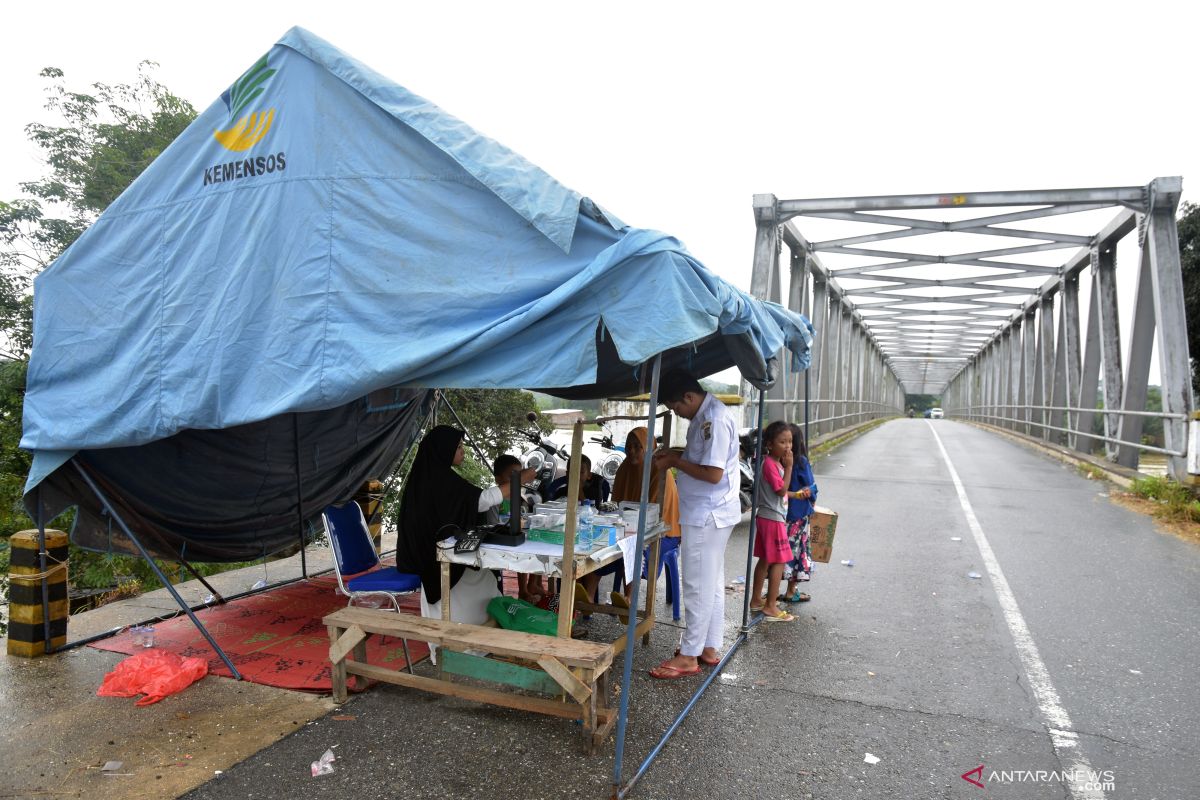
[395,425,530,627]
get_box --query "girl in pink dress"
[749,421,797,622]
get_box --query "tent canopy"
[21,27,812,560]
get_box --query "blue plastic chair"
[615,536,681,621]
[322,502,422,672]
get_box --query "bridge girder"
[749,178,1194,480]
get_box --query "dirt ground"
[1109,490,1200,545]
[0,644,334,800]
[1,545,344,800]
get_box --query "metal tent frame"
[610,357,774,798]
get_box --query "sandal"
[760,609,796,623]
[676,648,720,667]
[778,591,811,603]
[649,660,701,679]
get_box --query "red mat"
[88,574,429,692]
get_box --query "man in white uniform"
[649,370,741,678]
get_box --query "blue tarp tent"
[21,27,812,561]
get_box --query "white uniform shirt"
[675,392,741,528]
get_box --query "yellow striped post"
[7,529,69,657]
[354,480,384,551]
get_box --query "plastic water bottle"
[578,501,595,548]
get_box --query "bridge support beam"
[748,200,905,433]
[754,179,1191,480]
[1116,242,1157,468]
[1144,178,1192,480]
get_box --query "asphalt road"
[180,419,1200,800]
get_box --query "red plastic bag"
[97,649,208,706]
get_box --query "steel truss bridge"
[747,177,1196,482]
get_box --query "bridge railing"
[938,178,1194,481]
[945,403,1187,462]
[761,397,902,435]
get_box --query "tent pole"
[804,369,811,451]
[611,353,662,795]
[616,386,768,798]
[70,458,243,680]
[293,413,308,580]
[174,556,224,603]
[52,573,320,652]
[37,486,54,654]
[437,391,490,465]
[617,633,750,798]
[740,389,767,633]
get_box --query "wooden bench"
[324,606,618,752]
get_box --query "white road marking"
[928,422,1106,800]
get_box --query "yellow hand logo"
[213,109,275,152]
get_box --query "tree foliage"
[904,394,940,413]
[0,65,197,629]
[21,65,197,244]
[1178,202,1200,397]
[2,63,197,360]
[378,390,548,523]
[442,389,548,464]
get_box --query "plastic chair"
[615,536,681,621]
[322,502,422,672]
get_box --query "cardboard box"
[808,505,838,563]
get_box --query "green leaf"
[230,56,275,118]
[231,68,275,117]
[231,56,268,99]
[231,87,266,121]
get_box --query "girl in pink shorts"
[750,421,797,622]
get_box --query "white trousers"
[419,567,500,664]
[679,520,735,657]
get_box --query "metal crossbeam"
[777,186,1146,217]
[750,179,1192,479]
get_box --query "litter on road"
[310,748,336,777]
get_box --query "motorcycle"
[517,414,624,503]
[737,428,759,513]
[518,424,570,503]
[586,431,625,486]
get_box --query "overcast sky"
[3,1,1195,389]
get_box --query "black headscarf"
[395,425,484,604]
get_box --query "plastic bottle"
[578,501,595,548]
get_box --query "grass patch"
[1128,475,1200,524]
[1076,462,1108,481]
